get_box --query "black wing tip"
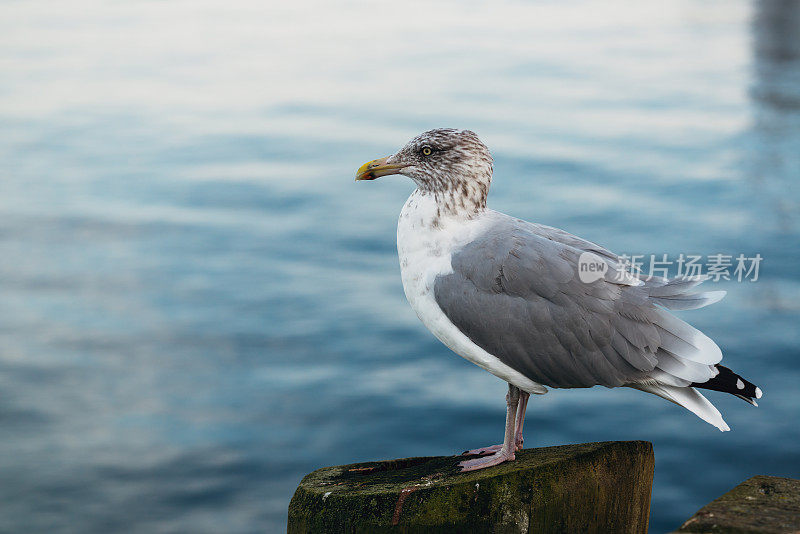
[692,365,762,406]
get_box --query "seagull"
[356,128,761,472]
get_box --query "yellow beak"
[355,156,405,181]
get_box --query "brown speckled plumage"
[387,128,492,219]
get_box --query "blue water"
[1,1,799,532]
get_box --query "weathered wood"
[675,475,800,533]
[288,441,654,533]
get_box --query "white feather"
[397,190,548,395]
[629,383,730,431]
[652,311,723,365]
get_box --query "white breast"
[396,190,547,395]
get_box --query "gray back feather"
[433,213,721,389]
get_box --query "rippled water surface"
[1,1,799,532]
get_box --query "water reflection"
[750,0,800,234]
[748,0,800,317]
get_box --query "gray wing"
[527,221,672,287]
[526,221,619,262]
[433,215,721,389]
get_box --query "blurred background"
[1,0,799,532]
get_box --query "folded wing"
[433,214,724,394]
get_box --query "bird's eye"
[421,146,432,156]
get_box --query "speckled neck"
[412,162,492,222]
[401,187,486,232]
[427,181,488,221]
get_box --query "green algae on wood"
[675,475,800,534]
[287,441,654,533]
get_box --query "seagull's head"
[356,128,493,213]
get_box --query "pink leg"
[463,389,530,456]
[459,384,520,472]
[514,391,529,451]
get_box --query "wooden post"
[675,475,800,533]
[288,441,654,533]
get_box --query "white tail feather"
[655,350,717,383]
[629,383,730,431]
[647,275,725,311]
[642,275,725,387]
[653,312,723,365]
[646,275,709,297]
[652,290,726,311]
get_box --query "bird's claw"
[462,444,503,456]
[458,449,515,472]
[463,439,523,456]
